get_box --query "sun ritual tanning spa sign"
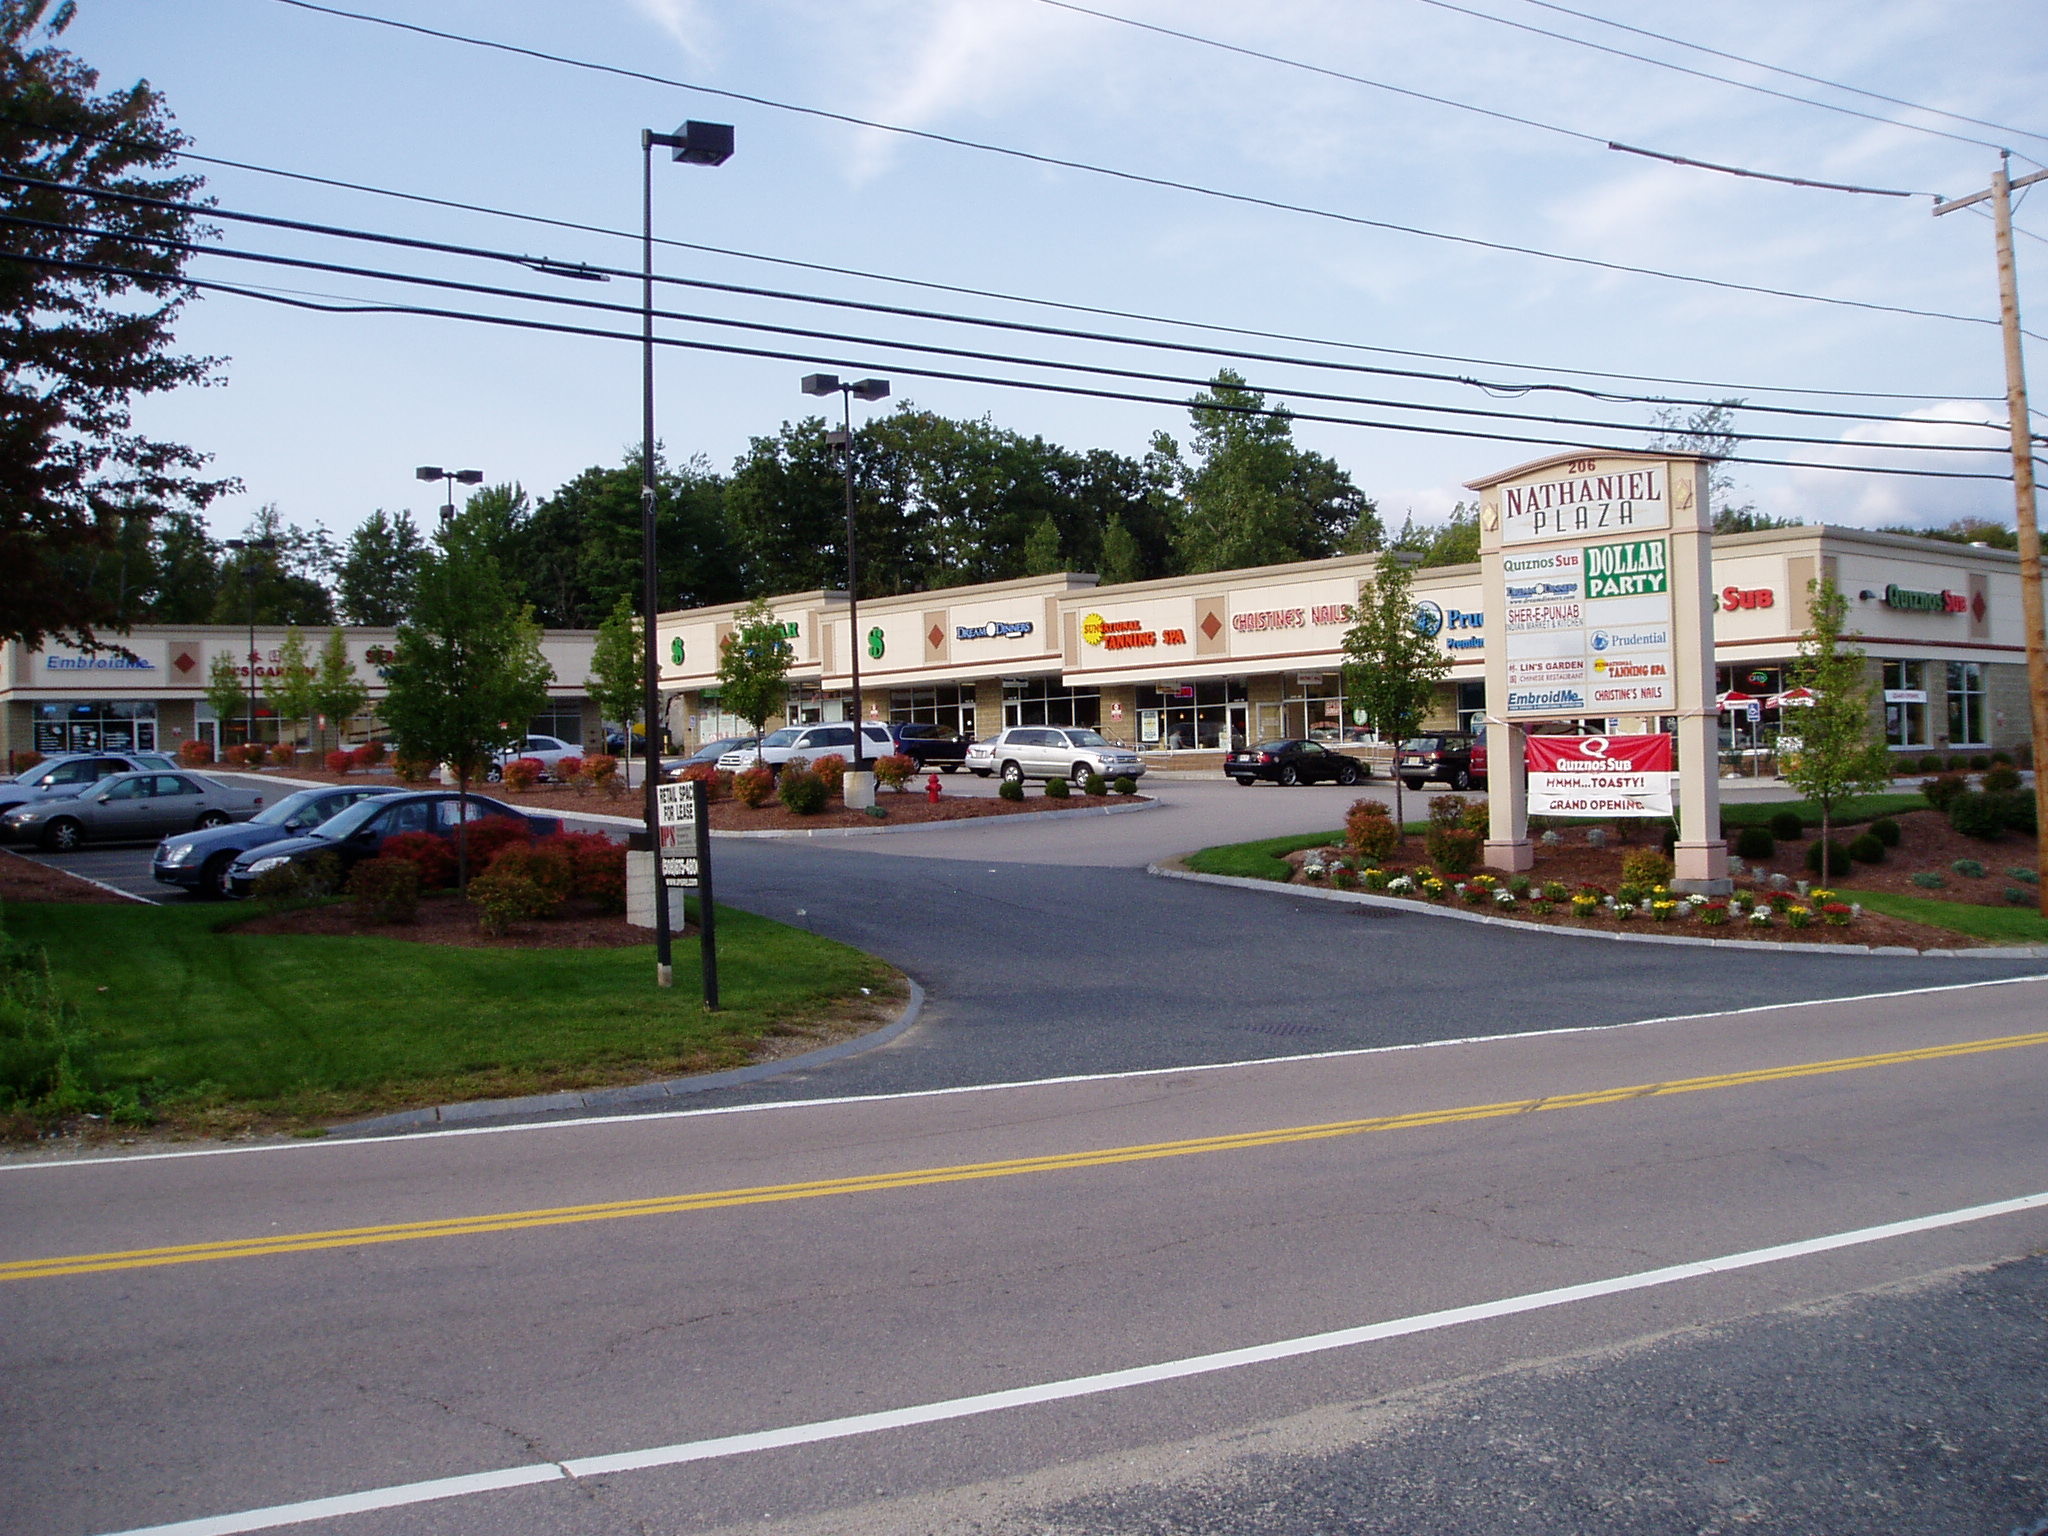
[1525,734,1674,817]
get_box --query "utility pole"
[1934,153,2048,917]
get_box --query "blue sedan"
[225,791,560,898]
[153,785,406,900]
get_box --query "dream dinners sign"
[1526,734,1673,817]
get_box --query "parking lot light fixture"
[416,465,483,527]
[799,373,890,765]
[223,535,279,751]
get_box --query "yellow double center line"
[9,1028,2047,1284]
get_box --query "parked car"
[661,736,761,781]
[1395,729,1487,792]
[485,734,581,781]
[0,751,178,815]
[1224,739,1369,788]
[715,723,894,776]
[153,784,406,900]
[889,723,970,773]
[0,770,267,851]
[965,727,1146,786]
[225,790,560,898]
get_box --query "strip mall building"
[656,524,2035,767]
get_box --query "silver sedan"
[0,770,268,851]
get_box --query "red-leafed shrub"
[345,855,420,925]
[538,830,628,911]
[733,764,775,807]
[678,762,730,803]
[393,752,435,783]
[326,750,356,775]
[553,755,583,784]
[377,831,456,889]
[269,742,299,767]
[500,756,544,792]
[355,739,387,766]
[580,753,619,789]
[809,753,847,795]
[462,815,535,867]
[873,753,915,790]
[226,743,268,767]
[177,740,213,767]
[481,839,575,912]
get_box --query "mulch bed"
[1280,810,2041,949]
[0,848,133,905]
[227,893,651,948]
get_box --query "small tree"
[1779,576,1894,852]
[716,595,795,762]
[309,628,368,753]
[1340,554,1449,829]
[380,524,553,884]
[268,627,316,750]
[586,593,644,757]
[204,650,246,745]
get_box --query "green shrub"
[1112,775,1138,796]
[1946,754,1968,771]
[251,851,343,904]
[0,928,146,1126]
[1921,773,1970,811]
[1847,832,1885,864]
[1951,858,1986,878]
[1969,753,1992,771]
[1983,764,2022,793]
[1043,776,1070,799]
[998,779,1024,802]
[1909,871,1945,889]
[1869,817,1901,847]
[777,767,830,815]
[1916,753,1943,774]
[1082,771,1107,796]
[2007,866,2040,885]
[345,856,421,924]
[1804,838,1853,880]
[392,752,435,784]
[1424,825,1482,874]
[1990,749,2015,766]
[1733,826,1775,861]
[1620,847,1673,890]
[1345,799,1401,864]
[1947,791,2008,841]
[1768,810,1805,842]
[1995,790,2036,836]
[2004,886,2032,907]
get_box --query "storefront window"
[1280,675,1349,743]
[889,684,974,737]
[1004,677,1099,730]
[1946,661,1986,746]
[1137,679,1245,749]
[529,703,584,742]
[1882,660,1929,748]
[33,700,157,755]
[1455,681,1485,736]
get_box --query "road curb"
[1148,864,2048,961]
[709,796,1159,839]
[327,978,927,1136]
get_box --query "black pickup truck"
[890,724,971,773]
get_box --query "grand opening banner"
[1525,734,1674,817]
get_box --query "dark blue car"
[153,785,405,899]
[224,790,560,898]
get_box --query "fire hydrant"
[926,772,942,803]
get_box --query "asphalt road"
[7,779,2048,1534]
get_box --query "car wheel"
[41,817,83,851]
[1278,765,1300,786]
[941,764,959,774]
[1000,761,1024,784]
[1231,775,1255,787]
[1401,777,1425,792]
[971,769,991,779]
[201,852,236,901]
[484,764,503,783]
[1070,763,1092,787]
[197,810,230,829]
[1338,762,1361,786]
[1452,768,1472,791]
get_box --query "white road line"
[12,970,2047,1173]
[97,1188,2048,1536]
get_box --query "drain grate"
[1236,1021,1329,1037]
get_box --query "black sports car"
[224,790,560,897]
[1224,739,1370,787]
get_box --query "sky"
[56,0,2048,550]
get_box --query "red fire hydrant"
[926,772,942,803]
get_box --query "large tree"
[337,508,424,625]
[1,0,235,648]
[208,506,336,625]
[1341,554,1449,828]
[380,523,553,883]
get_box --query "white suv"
[716,723,894,775]
[966,727,1146,786]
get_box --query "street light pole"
[415,465,483,529]
[223,535,278,752]
[799,374,890,765]
[640,119,733,990]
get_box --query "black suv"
[889,723,969,773]
[1395,731,1485,792]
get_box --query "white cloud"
[625,0,725,65]
[1777,401,2019,528]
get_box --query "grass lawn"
[1716,792,1927,830]
[1849,889,2048,946]
[4,901,897,1131]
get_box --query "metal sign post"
[656,778,718,1008]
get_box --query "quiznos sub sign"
[1525,734,1674,817]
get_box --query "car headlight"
[245,854,292,875]
[158,842,197,866]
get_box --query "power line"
[263,0,2030,336]
[168,145,2008,407]
[1405,0,2007,152]
[1036,0,1919,198]
[11,239,2020,482]
[6,172,2015,444]
[1511,0,2048,149]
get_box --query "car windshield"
[1401,737,1446,751]
[249,789,352,828]
[759,729,804,748]
[1254,740,1294,753]
[1061,730,1113,749]
[309,796,411,840]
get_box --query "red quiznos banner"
[1525,734,1674,817]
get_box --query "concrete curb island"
[332,979,926,1136]
[1149,863,2048,962]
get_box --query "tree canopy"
[2,0,234,648]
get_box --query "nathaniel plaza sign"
[1501,465,1668,547]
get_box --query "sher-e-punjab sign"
[1526,734,1673,817]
